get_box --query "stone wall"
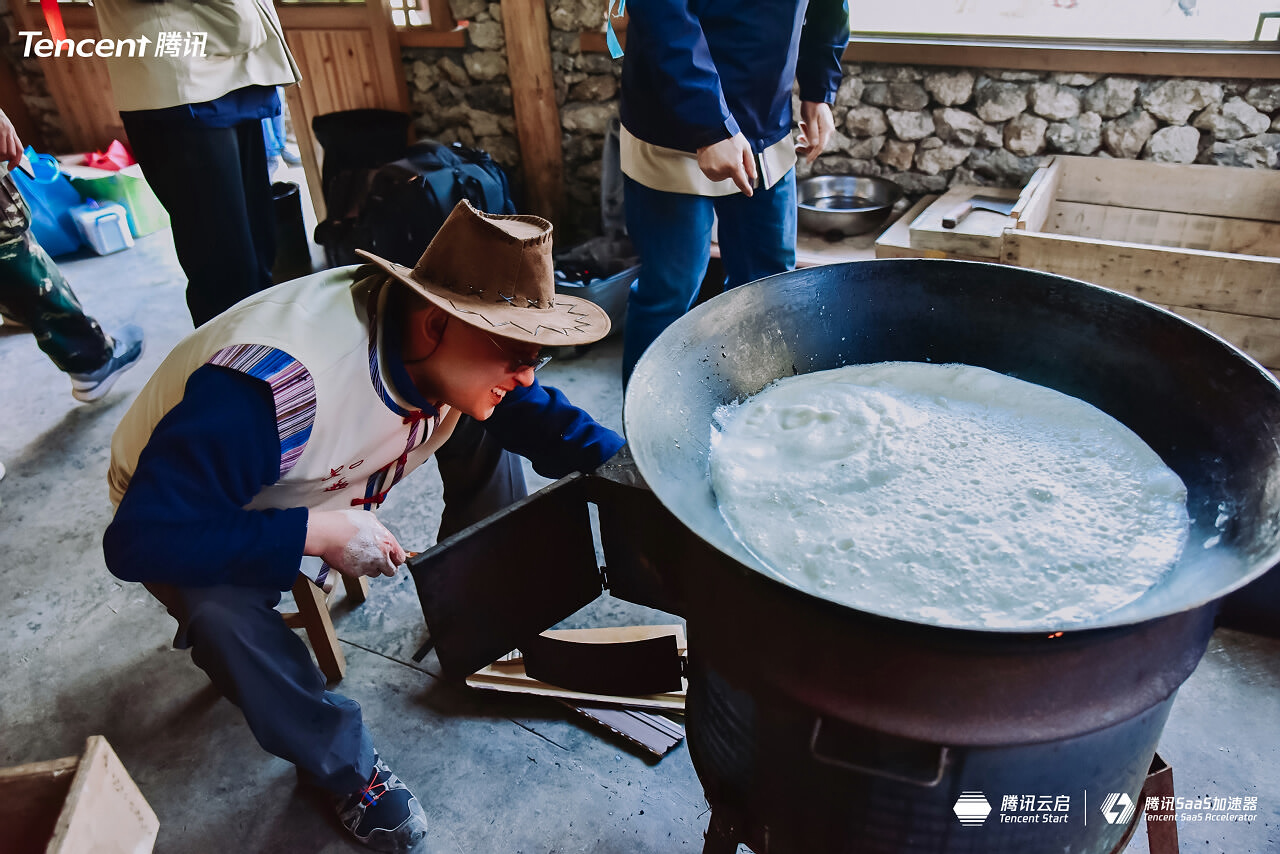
[805,65,1280,195]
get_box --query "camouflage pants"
[0,172,112,374]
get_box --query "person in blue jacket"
[618,0,850,383]
[103,201,623,853]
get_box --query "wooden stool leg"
[291,576,347,682]
[341,573,370,604]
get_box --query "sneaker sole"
[72,341,146,403]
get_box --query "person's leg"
[0,231,113,373]
[236,118,278,286]
[621,177,715,384]
[145,580,429,850]
[122,115,275,326]
[712,168,797,289]
[434,414,529,541]
[146,581,374,793]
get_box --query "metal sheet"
[408,475,603,678]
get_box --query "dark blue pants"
[121,114,276,327]
[620,171,797,383]
[145,416,526,795]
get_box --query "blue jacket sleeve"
[796,0,849,105]
[482,379,625,480]
[625,0,740,148]
[103,365,307,590]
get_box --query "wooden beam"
[500,0,565,226]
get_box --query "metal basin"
[625,258,1280,634]
[797,175,902,237]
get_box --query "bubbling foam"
[709,362,1189,629]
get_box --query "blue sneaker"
[69,323,144,402]
[336,755,429,852]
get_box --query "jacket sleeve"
[626,0,740,148]
[103,365,306,590]
[795,0,850,105]
[481,379,625,480]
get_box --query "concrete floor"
[0,220,1277,854]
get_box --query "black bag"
[311,109,411,269]
[357,140,518,267]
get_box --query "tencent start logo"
[953,791,993,826]
[1100,792,1137,825]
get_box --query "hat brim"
[356,251,612,346]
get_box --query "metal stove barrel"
[622,258,1280,853]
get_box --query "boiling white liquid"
[709,363,1189,629]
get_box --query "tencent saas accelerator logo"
[1100,792,1137,825]
[953,791,993,826]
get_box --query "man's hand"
[796,101,835,165]
[305,508,407,579]
[0,109,24,167]
[697,133,756,197]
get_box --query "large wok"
[625,258,1280,633]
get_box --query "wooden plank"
[1159,304,1280,371]
[364,0,412,118]
[0,755,78,854]
[876,194,1002,262]
[501,0,565,225]
[1008,159,1051,228]
[1046,202,1280,259]
[1052,156,1280,222]
[1002,229,1280,318]
[907,186,1019,258]
[49,736,159,854]
[397,27,468,48]
[1012,157,1061,233]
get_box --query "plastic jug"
[70,199,134,255]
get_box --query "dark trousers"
[144,416,526,794]
[122,115,276,327]
[0,231,112,374]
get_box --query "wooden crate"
[0,736,158,854]
[877,156,1280,372]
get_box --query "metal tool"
[940,194,1017,228]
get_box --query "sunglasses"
[484,332,552,373]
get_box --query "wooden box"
[878,156,1280,372]
[0,736,159,854]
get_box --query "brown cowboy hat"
[356,200,610,346]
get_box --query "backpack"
[311,109,412,269]
[356,140,518,267]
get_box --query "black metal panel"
[407,475,603,679]
[585,449,690,618]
